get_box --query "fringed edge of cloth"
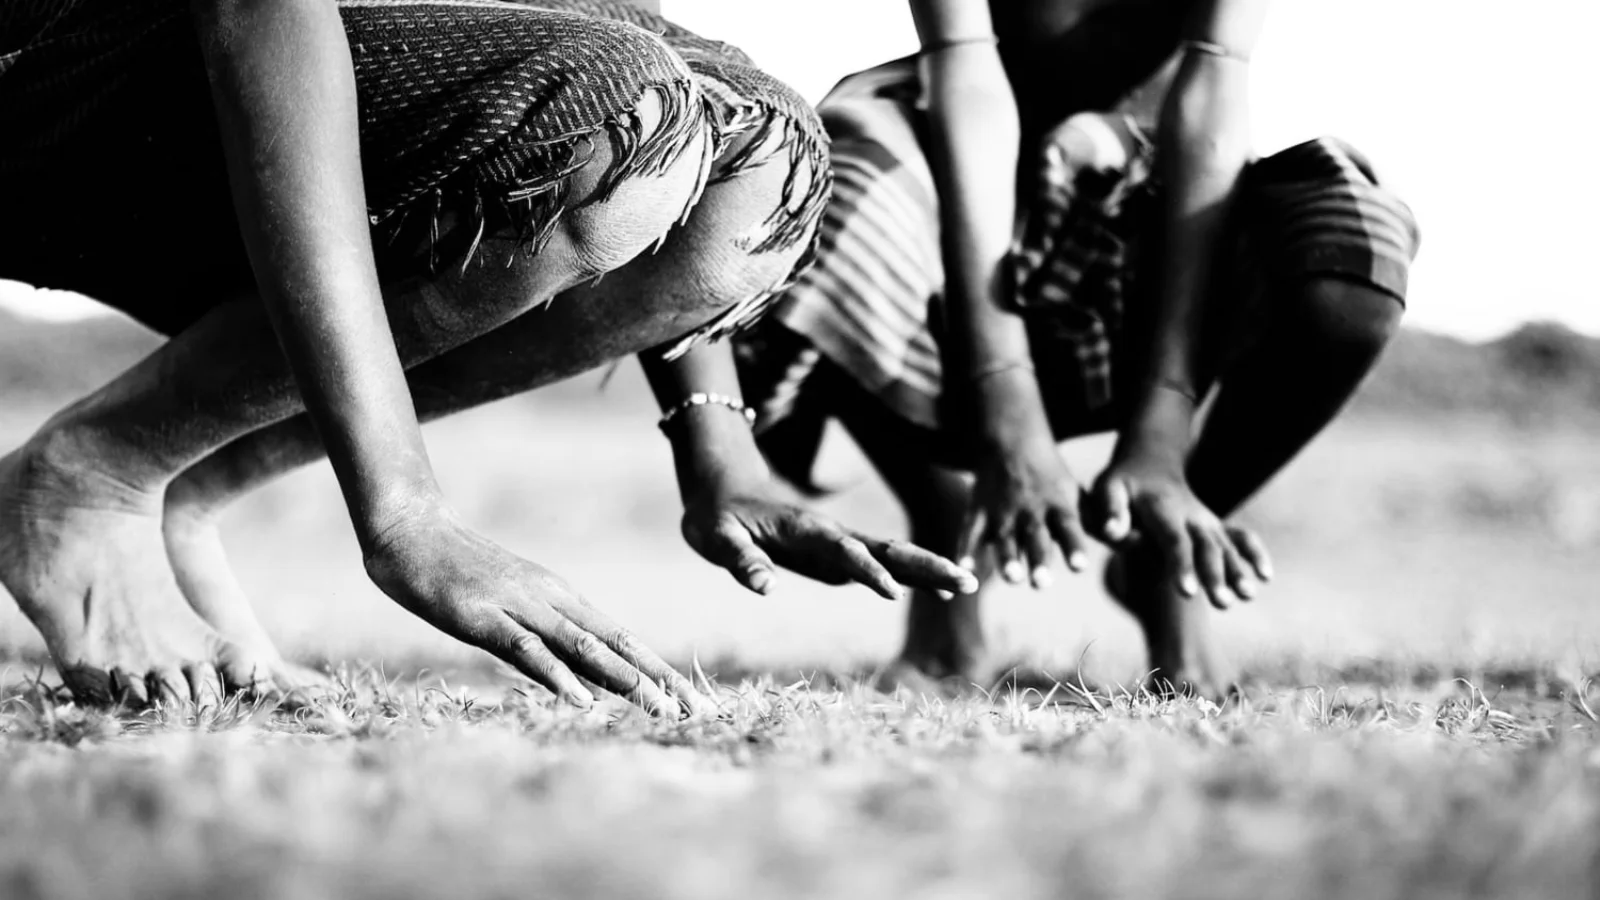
[656,97,834,361]
[371,75,713,276]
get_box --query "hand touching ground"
[365,506,713,717]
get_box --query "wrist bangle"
[1152,377,1201,404]
[658,392,757,434]
[919,35,999,56]
[968,359,1036,384]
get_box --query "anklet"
[658,392,757,433]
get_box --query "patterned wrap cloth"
[734,56,1422,483]
[0,0,828,358]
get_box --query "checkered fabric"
[735,58,1420,478]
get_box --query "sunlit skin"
[0,0,972,714]
[841,0,1403,695]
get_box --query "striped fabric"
[735,59,1421,476]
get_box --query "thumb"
[1097,476,1133,543]
[707,517,779,595]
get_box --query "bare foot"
[0,431,266,706]
[883,595,995,697]
[161,480,331,700]
[1104,543,1239,701]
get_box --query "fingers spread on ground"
[560,604,715,718]
[183,662,226,708]
[547,618,677,716]
[491,621,594,708]
[147,666,191,706]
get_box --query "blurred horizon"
[3,1,1592,341]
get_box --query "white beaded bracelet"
[658,391,757,433]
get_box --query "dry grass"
[2,666,1599,900]
[6,329,1600,898]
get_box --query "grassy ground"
[3,668,1599,900]
[5,332,1600,898]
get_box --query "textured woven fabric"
[0,0,823,357]
[507,0,832,358]
[734,62,1421,481]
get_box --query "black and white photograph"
[0,1,1593,897]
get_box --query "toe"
[147,666,191,706]
[182,662,225,708]
[109,668,150,709]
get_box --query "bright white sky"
[3,0,1593,339]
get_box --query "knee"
[661,117,831,310]
[1290,277,1405,358]
[554,87,717,283]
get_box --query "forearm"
[192,0,441,545]
[1121,0,1266,461]
[912,6,1047,446]
[641,344,770,502]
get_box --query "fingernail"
[937,589,954,601]
[1003,561,1026,584]
[1178,574,1199,596]
[1236,580,1257,600]
[1032,567,1053,589]
[959,573,981,594]
[1260,564,1275,581]
[1068,551,1088,572]
[958,556,977,572]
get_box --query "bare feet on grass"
[162,481,332,700]
[879,597,995,697]
[1103,539,1242,701]
[0,433,279,707]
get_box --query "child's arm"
[1090,0,1274,607]
[910,0,1094,588]
[191,0,703,714]
[642,345,977,599]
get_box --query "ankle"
[16,424,167,505]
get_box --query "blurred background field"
[4,302,1599,688]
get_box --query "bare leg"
[818,382,998,691]
[1109,278,1405,695]
[0,92,712,704]
[159,128,816,676]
